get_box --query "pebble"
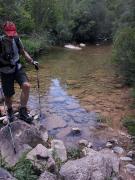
[34,114,39,120]
[113,146,124,155]
[106,142,113,148]
[72,127,81,135]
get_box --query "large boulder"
[38,171,57,180]
[60,149,120,180]
[0,168,16,180]
[0,121,45,166]
[26,144,56,172]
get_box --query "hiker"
[0,21,38,123]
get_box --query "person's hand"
[32,60,39,70]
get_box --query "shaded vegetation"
[67,147,83,160]
[123,117,135,136]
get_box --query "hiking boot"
[7,108,15,122]
[19,107,33,124]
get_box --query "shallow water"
[27,45,113,148]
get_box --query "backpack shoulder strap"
[14,36,21,54]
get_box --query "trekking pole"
[36,67,42,120]
[4,102,17,154]
[0,87,16,154]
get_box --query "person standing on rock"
[0,21,38,123]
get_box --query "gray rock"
[0,168,16,180]
[60,149,119,180]
[78,139,88,147]
[113,146,124,155]
[87,142,93,148]
[51,139,67,162]
[38,171,57,180]
[126,164,135,175]
[0,121,44,166]
[106,142,113,148]
[120,157,132,162]
[127,151,135,158]
[46,115,67,131]
[72,127,81,135]
[27,144,56,172]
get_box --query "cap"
[3,21,18,37]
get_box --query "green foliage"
[113,27,135,85]
[12,157,38,180]
[0,153,8,169]
[67,147,82,160]
[123,116,135,136]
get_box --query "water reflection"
[47,79,97,124]
[29,78,99,147]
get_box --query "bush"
[113,27,135,85]
[123,116,135,136]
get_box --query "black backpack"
[0,36,20,67]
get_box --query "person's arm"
[18,37,39,69]
[20,49,33,64]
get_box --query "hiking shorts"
[1,68,29,97]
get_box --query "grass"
[0,153,39,180]
[67,147,83,160]
[122,116,135,136]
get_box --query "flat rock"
[64,45,82,50]
[46,115,67,130]
[0,168,16,180]
[66,104,80,110]
[53,97,66,103]
[120,157,132,162]
[38,171,57,180]
[60,148,119,180]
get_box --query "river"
[17,44,131,148]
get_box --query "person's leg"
[1,73,15,121]
[15,68,33,123]
[20,82,31,107]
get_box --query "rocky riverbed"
[0,118,135,180]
